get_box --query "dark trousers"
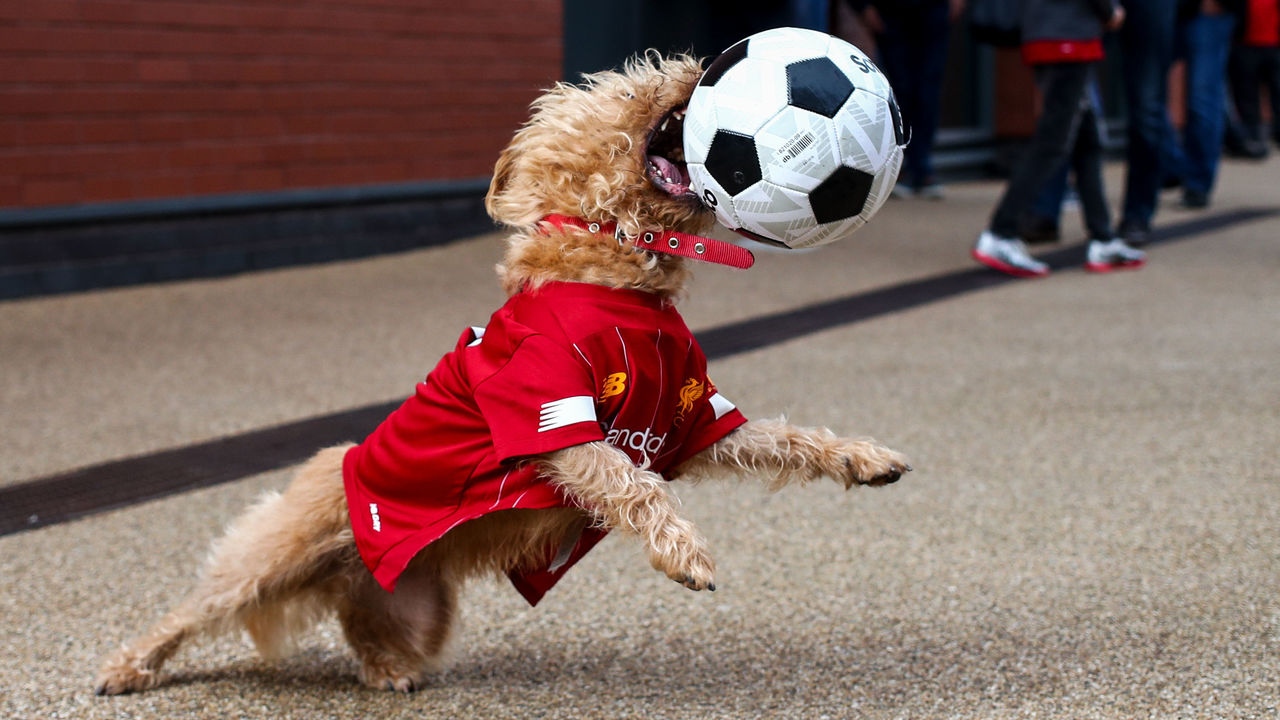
[1028,80,1106,224]
[877,2,950,188]
[1118,0,1178,230]
[990,62,1112,240]
[1229,44,1280,143]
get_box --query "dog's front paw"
[669,554,717,592]
[649,519,717,592]
[829,441,912,488]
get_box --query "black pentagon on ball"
[699,39,749,87]
[704,130,761,196]
[809,165,875,224]
[785,57,854,118]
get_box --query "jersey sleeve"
[473,333,605,463]
[666,380,748,471]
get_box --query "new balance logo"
[538,396,597,432]
[600,372,627,400]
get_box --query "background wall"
[0,0,1164,300]
[0,0,561,210]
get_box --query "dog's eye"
[622,92,635,100]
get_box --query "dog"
[94,53,911,696]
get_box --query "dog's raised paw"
[832,442,912,488]
[648,517,717,592]
[656,546,716,591]
[675,575,716,591]
[672,548,717,591]
[847,456,912,486]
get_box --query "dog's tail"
[202,445,355,658]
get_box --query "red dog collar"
[541,214,755,269]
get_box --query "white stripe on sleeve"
[708,392,736,420]
[538,395,597,432]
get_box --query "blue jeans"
[1163,12,1237,196]
[877,3,950,188]
[1118,0,1178,231]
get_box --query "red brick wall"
[994,48,1038,138]
[0,0,562,209]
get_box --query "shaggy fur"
[94,53,910,696]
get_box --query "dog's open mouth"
[645,105,694,198]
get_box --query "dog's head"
[487,53,713,298]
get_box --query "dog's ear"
[485,138,547,229]
[485,144,516,223]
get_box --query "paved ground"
[2,159,1278,719]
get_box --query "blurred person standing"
[1228,0,1280,156]
[850,0,965,199]
[972,0,1146,277]
[1116,0,1180,245]
[832,0,880,57]
[1162,0,1242,209]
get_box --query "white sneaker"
[971,230,1050,278]
[1085,238,1146,273]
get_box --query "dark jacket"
[1179,0,1244,20]
[847,0,949,15]
[1021,0,1115,45]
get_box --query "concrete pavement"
[2,158,1277,718]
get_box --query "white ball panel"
[745,27,832,64]
[835,90,895,174]
[732,181,817,246]
[707,57,789,136]
[789,213,862,249]
[857,146,903,225]
[753,106,843,194]
[682,85,719,166]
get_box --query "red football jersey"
[343,281,747,605]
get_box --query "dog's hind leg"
[94,445,354,695]
[335,559,457,692]
[673,418,912,490]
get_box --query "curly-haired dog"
[94,53,911,695]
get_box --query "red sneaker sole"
[971,249,1050,278]
[1085,259,1146,273]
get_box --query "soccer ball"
[683,27,905,250]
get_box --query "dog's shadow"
[151,618,1108,710]
[159,648,362,693]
